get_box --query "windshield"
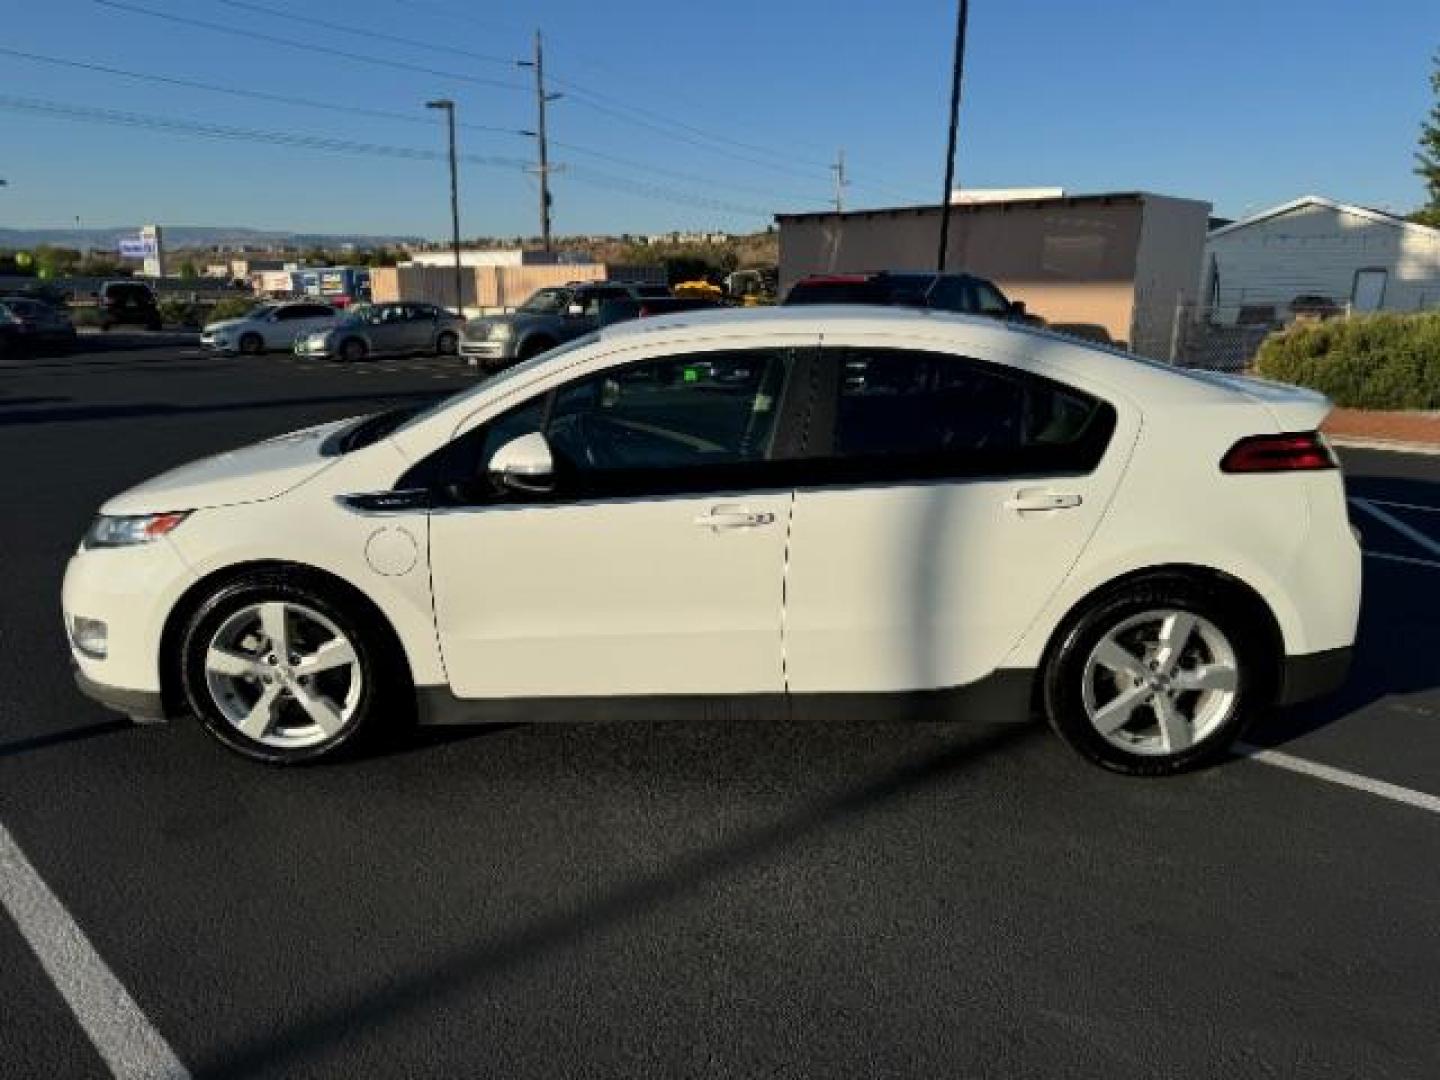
[246,303,278,320]
[394,331,602,437]
[338,304,374,326]
[517,288,573,314]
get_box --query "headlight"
[488,323,512,341]
[83,512,190,549]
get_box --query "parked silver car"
[201,300,339,355]
[295,302,463,362]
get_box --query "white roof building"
[1202,195,1440,324]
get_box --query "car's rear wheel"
[435,330,459,356]
[238,332,265,356]
[180,572,404,764]
[1042,577,1270,776]
[339,337,368,363]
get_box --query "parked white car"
[63,307,1360,774]
[201,300,339,355]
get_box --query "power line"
[0,46,521,137]
[0,94,774,219]
[211,0,515,67]
[90,0,528,94]
[0,46,825,211]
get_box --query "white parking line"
[1360,497,1440,515]
[1350,498,1440,560]
[1235,744,1440,815]
[1365,550,1440,570]
[0,822,189,1079]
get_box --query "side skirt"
[414,669,1037,727]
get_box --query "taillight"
[1221,431,1338,473]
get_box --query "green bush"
[158,298,206,328]
[208,297,259,322]
[1253,312,1440,410]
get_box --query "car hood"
[202,318,250,334]
[468,312,554,336]
[101,417,352,515]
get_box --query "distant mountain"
[0,225,425,250]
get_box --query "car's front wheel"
[1042,577,1271,776]
[435,330,459,356]
[179,572,402,763]
[238,332,265,356]
[339,337,368,363]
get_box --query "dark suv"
[783,271,1037,323]
[460,281,671,370]
[96,281,162,331]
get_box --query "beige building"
[776,191,1211,355]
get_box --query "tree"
[1412,49,1440,225]
[178,259,199,281]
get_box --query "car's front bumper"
[294,338,335,358]
[200,333,235,353]
[62,537,195,713]
[73,666,167,721]
[459,339,513,364]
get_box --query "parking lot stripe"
[1235,743,1440,815]
[1358,496,1440,515]
[0,822,190,1079]
[1364,550,1440,571]
[1350,498,1440,559]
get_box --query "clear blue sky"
[2,0,1436,239]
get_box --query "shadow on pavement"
[1255,469,1440,748]
[196,722,1040,1077]
[0,718,134,760]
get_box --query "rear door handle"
[1003,489,1083,512]
[694,505,776,530]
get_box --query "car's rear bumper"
[1277,646,1353,706]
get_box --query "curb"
[1328,435,1440,457]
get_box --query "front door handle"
[694,505,776,530]
[1003,489,1083,512]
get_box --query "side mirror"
[566,303,585,317]
[487,432,554,494]
[1007,299,1027,319]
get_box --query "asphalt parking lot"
[2,335,1438,1079]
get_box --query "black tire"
[238,332,265,356]
[517,336,554,361]
[147,320,163,332]
[179,570,410,765]
[339,337,368,364]
[435,330,459,357]
[100,321,112,332]
[1041,575,1274,776]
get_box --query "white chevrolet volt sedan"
[63,306,1361,774]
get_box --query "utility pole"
[936,0,969,273]
[830,149,848,213]
[425,98,464,314]
[518,31,561,253]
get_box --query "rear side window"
[815,347,1115,479]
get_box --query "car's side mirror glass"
[487,432,555,494]
[1008,299,1027,318]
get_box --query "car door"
[423,341,815,700]
[368,305,408,354]
[783,341,1131,696]
[268,305,312,347]
[400,304,437,352]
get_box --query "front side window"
[818,347,1115,479]
[399,347,803,501]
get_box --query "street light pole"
[936,0,969,274]
[426,98,464,314]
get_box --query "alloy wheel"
[203,600,363,749]
[1080,609,1239,756]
